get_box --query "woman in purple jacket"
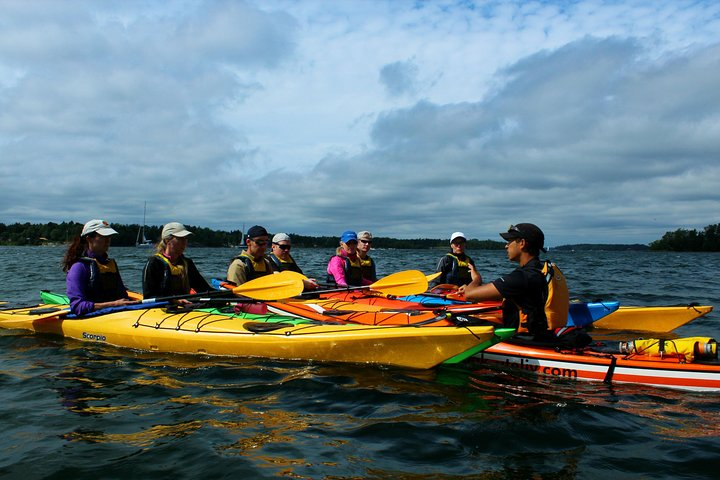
[62,219,136,316]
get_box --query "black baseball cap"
[246,225,268,238]
[500,223,546,253]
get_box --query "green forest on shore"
[0,221,506,250]
[1,221,719,251]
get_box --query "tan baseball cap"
[81,219,118,237]
[162,222,193,240]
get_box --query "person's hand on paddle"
[94,298,139,310]
[303,278,319,290]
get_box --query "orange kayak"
[477,339,720,392]
[268,301,457,326]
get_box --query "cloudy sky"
[1,0,719,246]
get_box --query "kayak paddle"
[142,271,304,303]
[304,270,429,296]
[0,306,72,323]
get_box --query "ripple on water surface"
[1,247,719,478]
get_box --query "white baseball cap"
[272,233,291,243]
[450,231,466,243]
[81,219,118,237]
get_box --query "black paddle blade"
[243,322,295,333]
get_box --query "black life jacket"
[359,255,377,283]
[268,253,303,274]
[444,253,473,286]
[78,257,125,303]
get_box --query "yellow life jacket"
[154,253,191,294]
[542,261,570,329]
[155,253,186,277]
[238,252,270,279]
[88,257,118,274]
[620,337,717,363]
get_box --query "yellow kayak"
[0,303,512,369]
[592,305,713,332]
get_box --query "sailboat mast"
[136,201,152,247]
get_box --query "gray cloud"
[1,2,718,246]
[0,0,297,228]
[256,37,720,244]
[379,60,419,97]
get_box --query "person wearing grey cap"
[268,233,319,290]
[462,223,553,339]
[63,219,135,316]
[268,233,302,274]
[142,222,212,298]
[429,231,476,288]
[226,225,274,286]
[356,231,378,284]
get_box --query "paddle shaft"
[304,285,372,295]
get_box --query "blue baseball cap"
[340,230,358,243]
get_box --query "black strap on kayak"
[603,355,617,384]
[28,307,64,315]
[244,322,294,333]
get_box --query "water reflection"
[2,246,720,477]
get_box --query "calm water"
[1,246,719,479]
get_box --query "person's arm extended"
[69,263,136,316]
[462,263,503,302]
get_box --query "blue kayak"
[566,301,620,327]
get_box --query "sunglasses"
[251,239,268,246]
[273,243,291,250]
[359,239,372,244]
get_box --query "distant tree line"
[4,222,720,251]
[0,222,242,247]
[0,222,506,249]
[648,224,720,252]
[289,234,505,250]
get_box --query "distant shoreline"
[4,221,719,251]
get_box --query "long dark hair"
[62,234,91,272]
